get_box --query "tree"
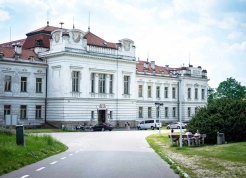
[207,85,216,103]
[216,77,246,100]
[187,98,246,144]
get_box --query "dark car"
[91,123,114,131]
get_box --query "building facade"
[0,24,209,128]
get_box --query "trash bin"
[16,125,25,146]
[217,132,225,144]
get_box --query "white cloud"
[159,8,174,19]
[228,41,246,52]
[227,31,242,39]
[0,9,10,21]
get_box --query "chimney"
[14,54,19,60]
[144,62,148,69]
[14,45,22,55]
[0,52,4,60]
[165,65,169,71]
[151,61,155,70]
[28,56,35,62]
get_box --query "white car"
[137,119,162,130]
[166,122,186,129]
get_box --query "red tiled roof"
[136,61,169,74]
[26,26,60,36]
[0,47,38,60]
[0,39,26,48]
[22,34,51,49]
[84,32,117,49]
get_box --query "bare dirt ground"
[163,149,246,178]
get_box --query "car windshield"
[156,120,159,123]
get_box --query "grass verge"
[146,133,246,178]
[0,127,67,176]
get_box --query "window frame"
[109,75,113,94]
[156,86,160,98]
[72,71,79,92]
[188,88,191,99]
[138,85,143,97]
[4,105,11,116]
[148,107,152,118]
[99,74,106,93]
[195,88,198,99]
[4,75,11,91]
[148,86,152,98]
[21,77,27,92]
[35,105,42,119]
[164,87,168,98]
[36,78,42,93]
[124,76,130,94]
[188,107,191,117]
[20,105,27,119]
[139,107,143,118]
[91,73,95,93]
[172,87,176,98]
[202,89,205,99]
[172,107,176,117]
[165,107,168,117]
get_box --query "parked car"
[166,122,186,129]
[75,124,85,131]
[91,123,114,131]
[137,119,162,130]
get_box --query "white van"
[137,119,162,130]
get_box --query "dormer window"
[185,70,191,76]
[202,70,207,78]
[103,42,107,46]
[35,39,43,47]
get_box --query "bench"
[168,135,180,146]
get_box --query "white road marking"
[61,157,66,159]
[36,167,45,171]
[69,154,73,156]
[50,161,57,164]
[20,175,29,178]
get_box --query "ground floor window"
[91,111,94,119]
[139,107,143,118]
[4,105,11,117]
[110,111,113,119]
[36,105,41,118]
[20,105,27,119]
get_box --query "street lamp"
[170,70,183,148]
[155,97,163,136]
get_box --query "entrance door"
[98,110,106,123]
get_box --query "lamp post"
[170,71,183,148]
[155,97,163,136]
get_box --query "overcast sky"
[0,0,245,88]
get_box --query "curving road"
[1,130,179,178]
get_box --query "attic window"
[35,39,43,47]
[103,42,107,46]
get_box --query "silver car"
[166,122,186,129]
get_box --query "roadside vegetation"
[146,133,246,178]
[0,127,67,176]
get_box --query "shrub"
[187,98,246,144]
[0,127,16,136]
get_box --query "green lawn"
[146,133,246,178]
[0,128,67,176]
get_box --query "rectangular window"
[91,73,94,93]
[195,107,198,114]
[36,78,42,92]
[21,77,27,92]
[124,76,130,94]
[148,107,152,118]
[139,107,143,118]
[165,87,168,98]
[172,107,176,117]
[110,111,113,119]
[5,75,11,91]
[172,87,176,98]
[165,107,168,117]
[4,105,11,116]
[195,88,198,99]
[91,111,94,119]
[156,86,160,98]
[72,71,79,92]
[188,88,191,98]
[202,89,205,99]
[188,107,191,117]
[20,105,27,119]
[109,75,113,94]
[156,106,160,118]
[99,74,106,93]
[148,86,151,97]
[36,105,42,118]
[138,85,143,97]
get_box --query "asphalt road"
[1,129,179,178]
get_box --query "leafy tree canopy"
[216,77,246,100]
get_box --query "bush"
[0,127,16,136]
[187,98,246,144]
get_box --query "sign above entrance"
[99,104,106,108]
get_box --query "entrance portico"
[97,104,107,124]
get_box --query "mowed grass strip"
[0,129,67,176]
[146,133,246,178]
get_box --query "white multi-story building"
[0,24,209,128]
